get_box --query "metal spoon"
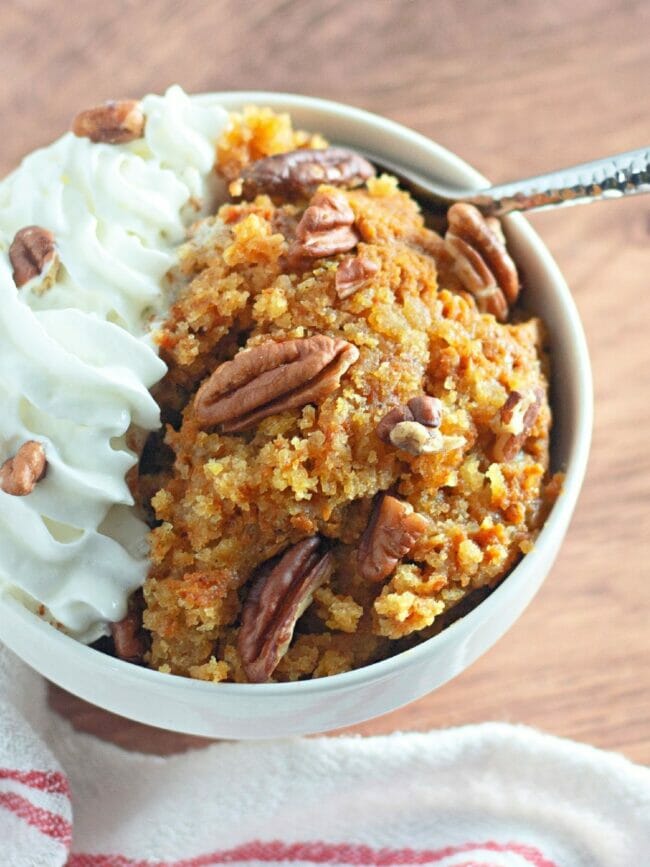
[359,146,650,217]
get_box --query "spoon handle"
[468,147,650,216]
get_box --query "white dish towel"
[0,644,648,867]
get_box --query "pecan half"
[376,395,444,455]
[238,536,334,682]
[72,99,145,144]
[445,203,520,321]
[492,386,544,462]
[195,335,359,432]
[357,494,429,582]
[238,147,375,201]
[335,253,379,299]
[9,226,59,290]
[289,189,359,266]
[111,607,147,664]
[0,441,47,496]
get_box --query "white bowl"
[0,93,592,739]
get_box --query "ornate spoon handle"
[469,147,650,216]
[362,147,650,216]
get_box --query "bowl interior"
[0,93,593,731]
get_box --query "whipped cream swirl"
[0,86,230,640]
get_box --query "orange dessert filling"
[132,109,560,683]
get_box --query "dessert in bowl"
[0,89,591,737]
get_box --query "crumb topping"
[134,107,560,683]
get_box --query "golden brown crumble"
[133,108,560,683]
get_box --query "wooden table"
[3,0,649,762]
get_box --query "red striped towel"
[1,645,648,867]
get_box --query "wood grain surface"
[2,0,649,762]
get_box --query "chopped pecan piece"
[335,253,379,299]
[289,189,359,266]
[0,441,47,496]
[375,406,414,443]
[237,147,375,201]
[358,493,429,582]
[376,395,444,455]
[195,334,359,432]
[389,421,445,456]
[9,226,59,290]
[72,99,145,144]
[492,386,544,462]
[445,203,520,321]
[111,607,147,664]
[406,395,443,428]
[238,536,334,682]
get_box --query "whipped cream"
[0,86,230,641]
